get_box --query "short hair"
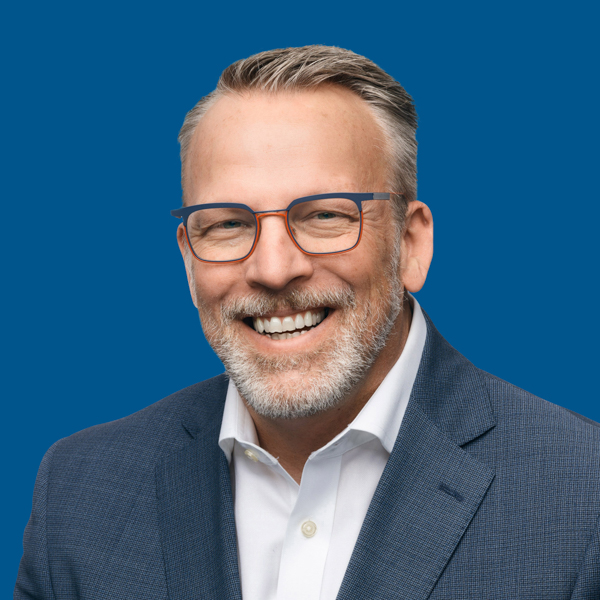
[178,45,418,223]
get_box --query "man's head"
[175,46,433,419]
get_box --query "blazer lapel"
[337,314,496,600]
[155,378,242,600]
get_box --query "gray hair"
[178,45,418,224]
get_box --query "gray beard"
[198,276,404,419]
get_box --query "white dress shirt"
[218,296,427,600]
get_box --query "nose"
[244,213,314,291]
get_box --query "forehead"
[183,86,389,204]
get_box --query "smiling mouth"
[244,308,330,340]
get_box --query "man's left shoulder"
[478,369,600,461]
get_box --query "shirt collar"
[218,294,427,463]
[218,378,259,464]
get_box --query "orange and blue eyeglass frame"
[170,192,393,264]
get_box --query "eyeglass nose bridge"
[251,209,304,257]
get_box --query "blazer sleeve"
[570,511,600,600]
[14,443,58,600]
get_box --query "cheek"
[335,234,393,290]
[191,264,240,308]
[319,260,385,310]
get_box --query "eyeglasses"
[171,192,395,263]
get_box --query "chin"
[218,330,378,420]
[232,368,351,420]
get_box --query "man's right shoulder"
[46,372,230,475]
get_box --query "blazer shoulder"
[479,369,600,449]
[49,373,229,473]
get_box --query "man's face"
[179,86,406,418]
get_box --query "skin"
[178,86,433,483]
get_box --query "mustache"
[219,286,357,323]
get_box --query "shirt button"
[301,520,317,538]
[244,449,259,462]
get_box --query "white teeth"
[300,330,307,335]
[253,309,328,336]
[270,317,283,333]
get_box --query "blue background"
[2,0,598,593]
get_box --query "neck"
[244,295,413,483]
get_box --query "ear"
[400,201,433,293]
[177,223,198,308]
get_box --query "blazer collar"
[337,311,497,600]
[410,310,496,447]
[156,374,243,600]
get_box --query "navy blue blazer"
[15,315,600,599]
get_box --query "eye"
[222,220,242,229]
[316,212,338,220]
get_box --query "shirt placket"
[276,453,343,600]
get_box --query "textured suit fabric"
[15,314,600,599]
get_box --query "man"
[16,45,600,599]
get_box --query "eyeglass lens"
[186,197,361,261]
